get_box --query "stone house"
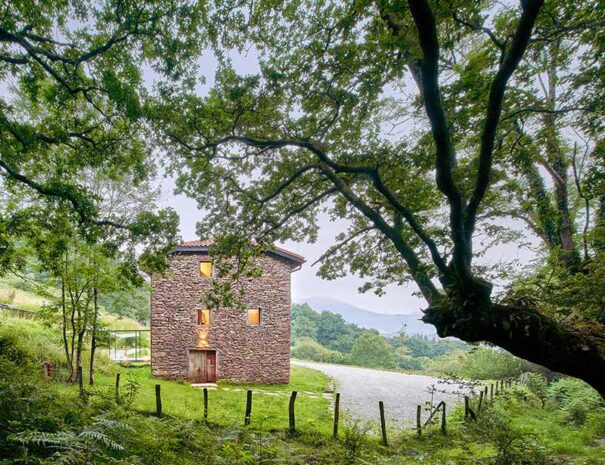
[150,240,304,384]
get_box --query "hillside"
[302,296,436,337]
[0,276,146,330]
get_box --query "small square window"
[199,261,213,278]
[247,308,261,325]
[198,309,210,325]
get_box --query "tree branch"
[408,0,468,280]
[465,0,544,240]
[182,133,449,275]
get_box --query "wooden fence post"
[289,391,297,433]
[464,396,469,419]
[333,393,340,438]
[477,391,484,415]
[379,401,388,446]
[115,373,120,404]
[416,405,422,437]
[441,402,447,435]
[155,384,162,417]
[203,387,208,422]
[244,390,252,426]
[490,384,494,403]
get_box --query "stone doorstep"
[191,383,218,388]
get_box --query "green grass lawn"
[65,364,335,435]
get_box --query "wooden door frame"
[187,348,218,383]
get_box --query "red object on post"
[43,361,53,378]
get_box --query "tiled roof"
[173,239,305,265]
[180,239,215,247]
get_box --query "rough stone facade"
[151,246,302,384]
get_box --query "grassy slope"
[0,275,50,311]
[0,276,145,330]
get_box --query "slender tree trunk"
[89,286,99,385]
[542,41,579,267]
[595,195,605,252]
[61,271,74,383]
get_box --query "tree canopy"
[157,0,605,396]
[0,0,205,272]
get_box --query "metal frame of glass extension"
[104,329,151,363]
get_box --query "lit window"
[247,308,261,325]
[198,309,210,325]
[199,261,213,278]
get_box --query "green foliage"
[391,329,469,359]
[520,372,549,405]
[393,347,426,371]
[465,404,556,465]
[430,347,545,380]
[291,337,333,363]
[291,304,472,372]
[350,331,395,369]
[316,311,363,353]
[546,378,604,426]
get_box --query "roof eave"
[170,246,306,266]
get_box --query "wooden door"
[188,350,206,383]
[206,351,217,382]
[188,350,217,383]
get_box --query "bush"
[465,404,556,465]
[291,337,332,362]
[546,378,604,425]
[325,350,351,365]
[350,332,394,369]
[394,347,425,371]
[0,324,33,367]
[430,347,545,380]
[520,372,548,406]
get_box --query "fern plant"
[11,414,134,464]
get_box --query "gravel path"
[293,360,466,426]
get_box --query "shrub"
[465,404,556,465]
[394,347,425,371]
[430,347,545,380]
[0,324,33,367]
[325,350,351,365]
[520,372,548,406]
[291,337,332,362]
[546,378,604,425]
[350,332,394,369]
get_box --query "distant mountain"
[301,296,436,337]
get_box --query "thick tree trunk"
[423,298,605,398]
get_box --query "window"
[199,261,213,278]
[198,309,210,325]
[247,308,261,325]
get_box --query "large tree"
[158,0,605,395]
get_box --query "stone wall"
[150,252,292,384]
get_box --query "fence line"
[0,304,35,319]
[108,375,519,446]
